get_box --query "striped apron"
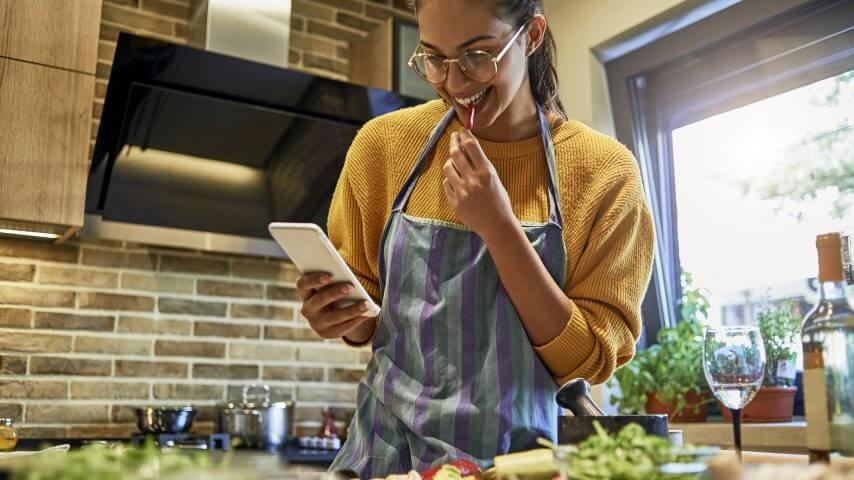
[330,106,567,479]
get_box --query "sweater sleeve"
[326,119,389,347]
[534,147,654,385]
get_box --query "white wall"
[544,0,687,135]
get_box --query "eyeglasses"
[408,24,527,84]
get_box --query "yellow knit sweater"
[328,99,654,385]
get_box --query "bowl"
[135,406,196,434]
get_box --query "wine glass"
[703,326,765,460]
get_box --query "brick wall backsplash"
[91,0,416,160]
[0,238,372,438]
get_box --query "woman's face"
[416,0,531,130]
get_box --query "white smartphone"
[268,222,381,317]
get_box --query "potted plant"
[720,302,801,423]
[609,272,711,422]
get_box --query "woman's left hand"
[442,131,517,242]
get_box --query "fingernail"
[359,302,368,311]
[341,285,352,294]
[320,275,331,284]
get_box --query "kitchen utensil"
[217,384,294,450]
[135,406,195,434]
[555,378,669,445]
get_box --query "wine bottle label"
[803,353,831,451]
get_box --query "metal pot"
[136,406,195,434]
[218,384,294,450]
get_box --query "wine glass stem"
[732,408,742,461]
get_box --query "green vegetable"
[10,438,218,480]
[756,302,801,387]
[564,422,700,480]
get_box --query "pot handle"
[242,383,271,408]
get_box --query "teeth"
[454,88,488,106]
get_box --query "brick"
[290,32,338,57]
[297,385,356,403]
[75,336,152,355]
[263,365,324,382]
[0,286,74,308]
[116,360,188,378]
[0,239,78,263]
[227,385,293,403]
[295,405,323,423]
[174,21,188,39]
[159,297,226,316]
[111,405,137,423]
[0,380,67,399]
[97,41,116,62]
[0,403,23,421]
[27,404,109,423]
[117,316,191,336]
[71,381,149,399]
[292,16,304,32]
[0,264,35,282]
[312,0,362,13]
[307,20,363,44]
[153,383,224,400]
[155,340,225,358]
[141,0,190,19]
[298,345,358,364]
[335,11,380,33]
[96,60,112,80]
[229,342,296,361]
[30,357,111,376]
[79,292,155,312]
[101,4,176,36]
[38,266,118,288]
[264,325,322,342]
[195,321,260,339]
[0,355,26,374]
[0,331,71,353]
[95,80,108,98]
[69,424,136,439]
[160,255,228,275]
[16,426,67,438]
[34,312,115,331]
[230,303,294,320]
[121,272,193,293]
[105,0,140,7]
[366,4,415,21]
[337,45,350,59]
[193,363,258,380]
[0,307,31,328]
[289,49,301,65]
[92,101,103,120]
[293,0,334,22]
[232,260,299,282]
[329,367,365,383]
[81,248,157,270]
[391,0,414,11]
[266,285,300,302]
[198,280,263,299]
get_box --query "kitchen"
[0,0,852,479]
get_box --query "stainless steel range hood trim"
[80,214,286,259]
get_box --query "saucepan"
[217,384,295,450]
[135,406,196,434]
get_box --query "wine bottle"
[801,232,854,462]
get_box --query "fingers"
[317,315,374,339]
[450,132,475,173]
[442,178,456,204]
[296,272,331,300]
[442,157,463,186]
[459,130,488,169]
[304,282,354,313]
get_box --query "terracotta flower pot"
[720,386,797,423]
[645,390,708,423]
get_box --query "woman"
[295,0,654,477]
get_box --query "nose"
[444,60,472,96]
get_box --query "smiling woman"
[291,0,657,477]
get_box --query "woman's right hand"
[296,272,376,341]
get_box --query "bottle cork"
[816,232,844,282]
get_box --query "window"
[672,70,852,325]
[603,0,854,341]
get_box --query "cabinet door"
[0,0,101,74]
[0,58,94,228]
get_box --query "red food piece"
[420,459,482,480]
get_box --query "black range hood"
[84,33,422,257]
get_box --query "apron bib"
[330,107,567,479]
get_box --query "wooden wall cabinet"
[0,0,101,239]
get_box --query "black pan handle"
[555,378,606,416]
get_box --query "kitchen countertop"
[671,418,806,454]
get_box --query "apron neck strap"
[392,106,563,229]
